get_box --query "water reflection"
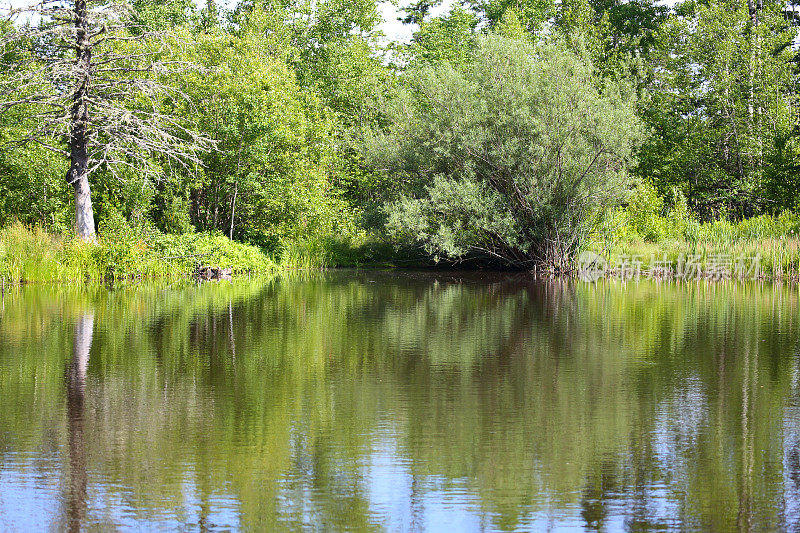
[0,275,798,531]
[65,314,93,532]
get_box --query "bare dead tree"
[0,0,212,241]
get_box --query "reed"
[591,208,800,280]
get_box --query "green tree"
[168,32,352,249]
[553,0,667,79]
[131,0,195,31]
[361,35,642,268]
[232,0,386,124]
[638,0,800,218]
[466,0,555,34]
[198,0,220,32]
[399,0,443,25]
[407,7,480,67]
[232,0,391,235]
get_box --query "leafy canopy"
[362,34,642,268]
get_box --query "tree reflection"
[65,314,93,533]
[1,277,800,530]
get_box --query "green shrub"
[94,209,148,280]
[666,190,694,241]
[150,232,274,273]
[361,34,642,268]
[625,182,666,242]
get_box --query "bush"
[149,232,274,273]
[361,34,642,269]
[625,182,666,242]
[94,209,149,279]
[666,190,694,241]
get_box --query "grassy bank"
[0,222,276,284]
[5,198,800,285]
[589,185,800,280]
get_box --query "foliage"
[467,0,555,34]
[0,142,71,231]
[232,0,389,127]
[407,7,480,67]
[637,0,800,218]
[362,34,642,269]
[557,0,667,78]
[623,182,666,242]
[0,222,276,283]
[167,31,355,249]
[131,0,195,31]
[230,0,393,242]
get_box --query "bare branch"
[0,0,215,188]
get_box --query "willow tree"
[362,35,641,270]
[0,1,209,241]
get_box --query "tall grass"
[278,239,332,270]
[590,184,800,280]
[275,235,422,270]
[0,224,101,283]
[0,221,277,284]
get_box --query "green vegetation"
[590,183,800,279]
[362,35,640,269]
[1,0,799,276]
[0,221,275,284]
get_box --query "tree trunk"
[67,0,96,242]
[71,171,95,241]
[229,181,237,239]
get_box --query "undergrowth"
[0,218,276,284]
[589,183,800,279]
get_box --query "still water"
[0,271,798,531]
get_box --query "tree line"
[1,0,798,268]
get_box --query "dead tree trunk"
[67,0,96,242]
[2,0,213,231]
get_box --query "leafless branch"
[0,0,215,182]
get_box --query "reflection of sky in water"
[0,456,241,530]
[355,435,690,531]
[271,426,691,531]
[3,277,800,531]
[653,374,708,475]
[0,455,62,531]
[4,407,800,531]
[362,431,487,531]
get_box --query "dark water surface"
[1,271,799,531]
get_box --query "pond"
[0,271,798,531]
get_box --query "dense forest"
[1,0,800,276]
